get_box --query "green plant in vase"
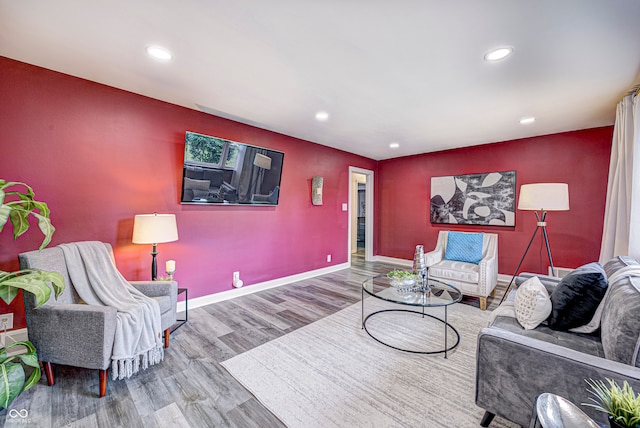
[0,180,64,409]
[584,378,640,428]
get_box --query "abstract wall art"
[430,171,516,226]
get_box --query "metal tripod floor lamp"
[500,183,569,303]
[132,213,179,280]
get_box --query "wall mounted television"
[180,131,284,205]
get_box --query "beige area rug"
[221,298,517,428]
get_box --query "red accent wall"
[377,127,613,277]
[0,56,377,329]
[0,56,614,331]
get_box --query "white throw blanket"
[60,241,164,380]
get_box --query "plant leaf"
[0,362,25,410]
[9,207,30,240]
[22,364,40,391]
[33,212,55,250]
[0,273,52,307]
[0,204,10,234]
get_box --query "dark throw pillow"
[548,262,608,330]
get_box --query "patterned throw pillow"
[514,276,552,330]
[444,232,484,264]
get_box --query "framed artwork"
[430,171,516,226]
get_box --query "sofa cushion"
[514,276,552,330]
[600,275,640,367]
[548,262,608,330]
[429,260,479,284]
[444,232,484,264]
[488,315,605,357]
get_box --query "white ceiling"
[2,1,640,160]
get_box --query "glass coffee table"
[362,274,462,358]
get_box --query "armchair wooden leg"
[99,369,108,397]
[164,328,170,349]
[490,288,496,298]
[480,411,495,427]
[42,361,55,386]
[479,297,487,311]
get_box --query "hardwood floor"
[0,255,509,427]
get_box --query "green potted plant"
[584,378,640,428]
[0,180,64,409]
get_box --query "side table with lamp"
[132,213,186,332]
[166,259,188,332]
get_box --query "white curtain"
[599,90,640,262]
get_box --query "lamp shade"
[518,183,569,211]
[132,213,178,244]
[253,153,272,170]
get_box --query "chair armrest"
[129,280,177,298]
[476,327,640,427]
[27,304,117,370]
[130,281,178,317]
[425,248,443,266]
[477,255,499,296]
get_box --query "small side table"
[530,393,600,428]
[171,287,188,333]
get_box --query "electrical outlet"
[0,313,13,330]
[233,271,240,282]
[327,254,331,263]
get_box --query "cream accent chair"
[425,231,498,310]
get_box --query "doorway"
[348,167,374,263]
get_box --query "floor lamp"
[250,152,272,200]
[132,213,179,280]
[499,183,569,303]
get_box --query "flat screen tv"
[180,131,284,205]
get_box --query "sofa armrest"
[476,327,640,427]
[516,272,562,294]
[28,304,117,370]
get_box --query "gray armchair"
[19,242,177,397]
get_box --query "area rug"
[221,299,517,428]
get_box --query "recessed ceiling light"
[519,117,536,125]
[146,45,173,61]
[484,47,513,62]
[315,111,329,121]
[389,143,400,149]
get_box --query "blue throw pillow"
[444,232,484,264]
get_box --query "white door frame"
[348,166,374,262]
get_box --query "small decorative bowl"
[387,272,419,293]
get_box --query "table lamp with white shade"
[132,213,178,280]
[500,183,569,303]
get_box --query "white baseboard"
[177,262,351,313]
[498,273,513,283]
[371,255,413,267]
[1,328,29,355]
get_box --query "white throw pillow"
[514,276,552,330]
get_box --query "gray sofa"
[476,256,640,427]
[182,165,237,202]
[19,243,177,397]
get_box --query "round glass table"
[361,274,462,358]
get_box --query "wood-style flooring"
[0,254,508,428]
